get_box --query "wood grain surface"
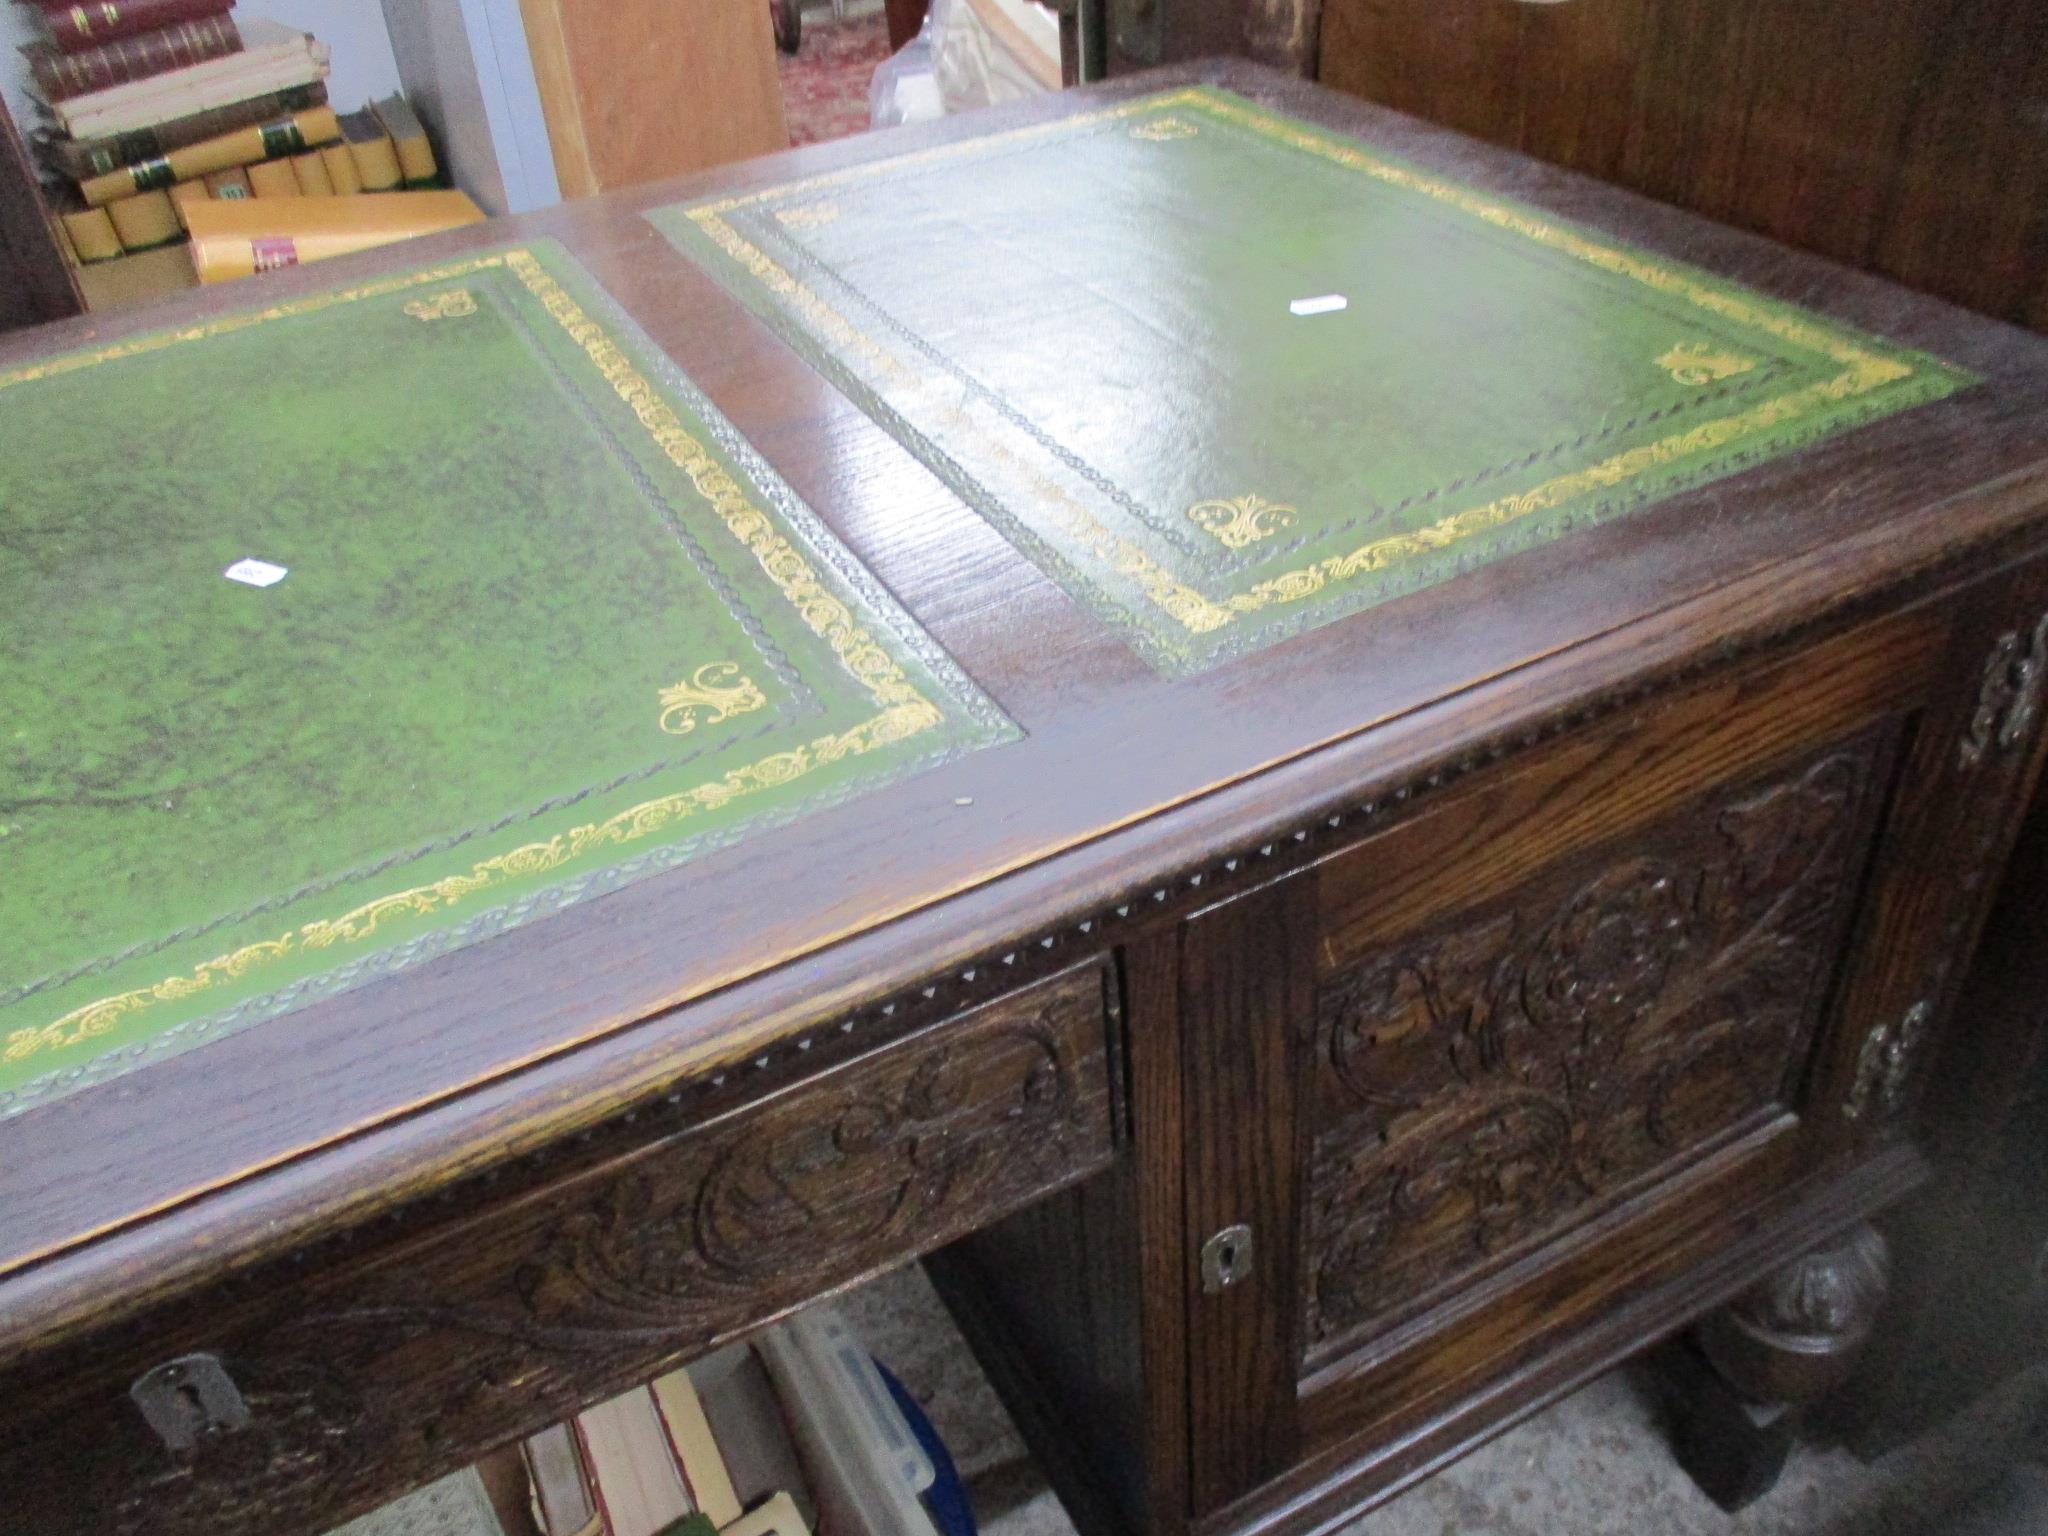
[516,0,788,196]
[2,962,1119,1536]
[4,60,2045,1331]
[3,58,2048,1536]
[1316,0,2048,333]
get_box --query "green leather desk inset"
[655,86,1973,673]
[5,61,2048,1536]
[0,239,1011,1116]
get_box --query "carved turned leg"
[1661,1223,1891,1511]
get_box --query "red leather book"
[31,0,238,55]
[21,15,242,101]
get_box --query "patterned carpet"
[777,7,894,147]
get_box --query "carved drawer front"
[32,960,1120,1536]
[1304,741,1888,1358]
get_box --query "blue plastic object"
[875,1359,977,1536]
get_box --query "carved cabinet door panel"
[1177,566,2048,1523]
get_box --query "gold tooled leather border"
[683,87,1945,646]
[2,248,947,1069]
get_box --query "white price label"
[224,559,288,588]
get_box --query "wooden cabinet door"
[516,0,789,197]
[1179,567,2048,1526]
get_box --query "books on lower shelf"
[370,91,437,188]
[36,81,330,180]
[326,1303,970,1536]
[22,12,243,102]
[337,104,404,191]
[536,1351,812,1536]
[34,16,329,139]
[24,0,238,55]
[15,0,458,304]
[72,239,197,310]
[74,102,339,204]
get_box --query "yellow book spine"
[291,151,334,196]
[203,167,253,200]
[246,159,301,198]
[649,1370,741,1527]
[74,243,202,313]
[347,135,403,193]
[49,212,79,267]
[62,205,122,262]
[77,108,342,207]
[168,178,209,232]
[185,191,486,283]
[321,142,361,195]
[394,135,439,187]
[105,188,181,251]
[371,96,440,187]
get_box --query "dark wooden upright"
[885,0,932,50]
[3,61,2048,1536]
[1314,0,2048,333]
[0,94,83,334]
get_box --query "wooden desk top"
[4,59,2048,1365]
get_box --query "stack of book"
[14,0,484,302]
[327,1306,969,1536]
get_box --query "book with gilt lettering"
[74,104,339,204]
[36,81,329,180]
[25,0,237,54]
[21,13,241,100]
[44,19,328,139]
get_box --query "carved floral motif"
[506,1012,1091,1338]
[1845,1000,1932,1123]
[1839,607,2048,1131]
[69,977,1109,1536]
[1308,750,1873,1345]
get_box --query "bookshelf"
[0,88,81,331]
[1,1,489,314]
[322,1268,1025,1536]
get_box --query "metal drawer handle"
[1845,1000,1933,1124]
[1960,611,2048,767]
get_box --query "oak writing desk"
[4,61,2048,1536]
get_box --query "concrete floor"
[838,1264,2048,1536]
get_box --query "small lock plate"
[1200,1222,1254,1294]
[131,1352,250,1454]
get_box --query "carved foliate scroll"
[1307,749,1878,1347]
